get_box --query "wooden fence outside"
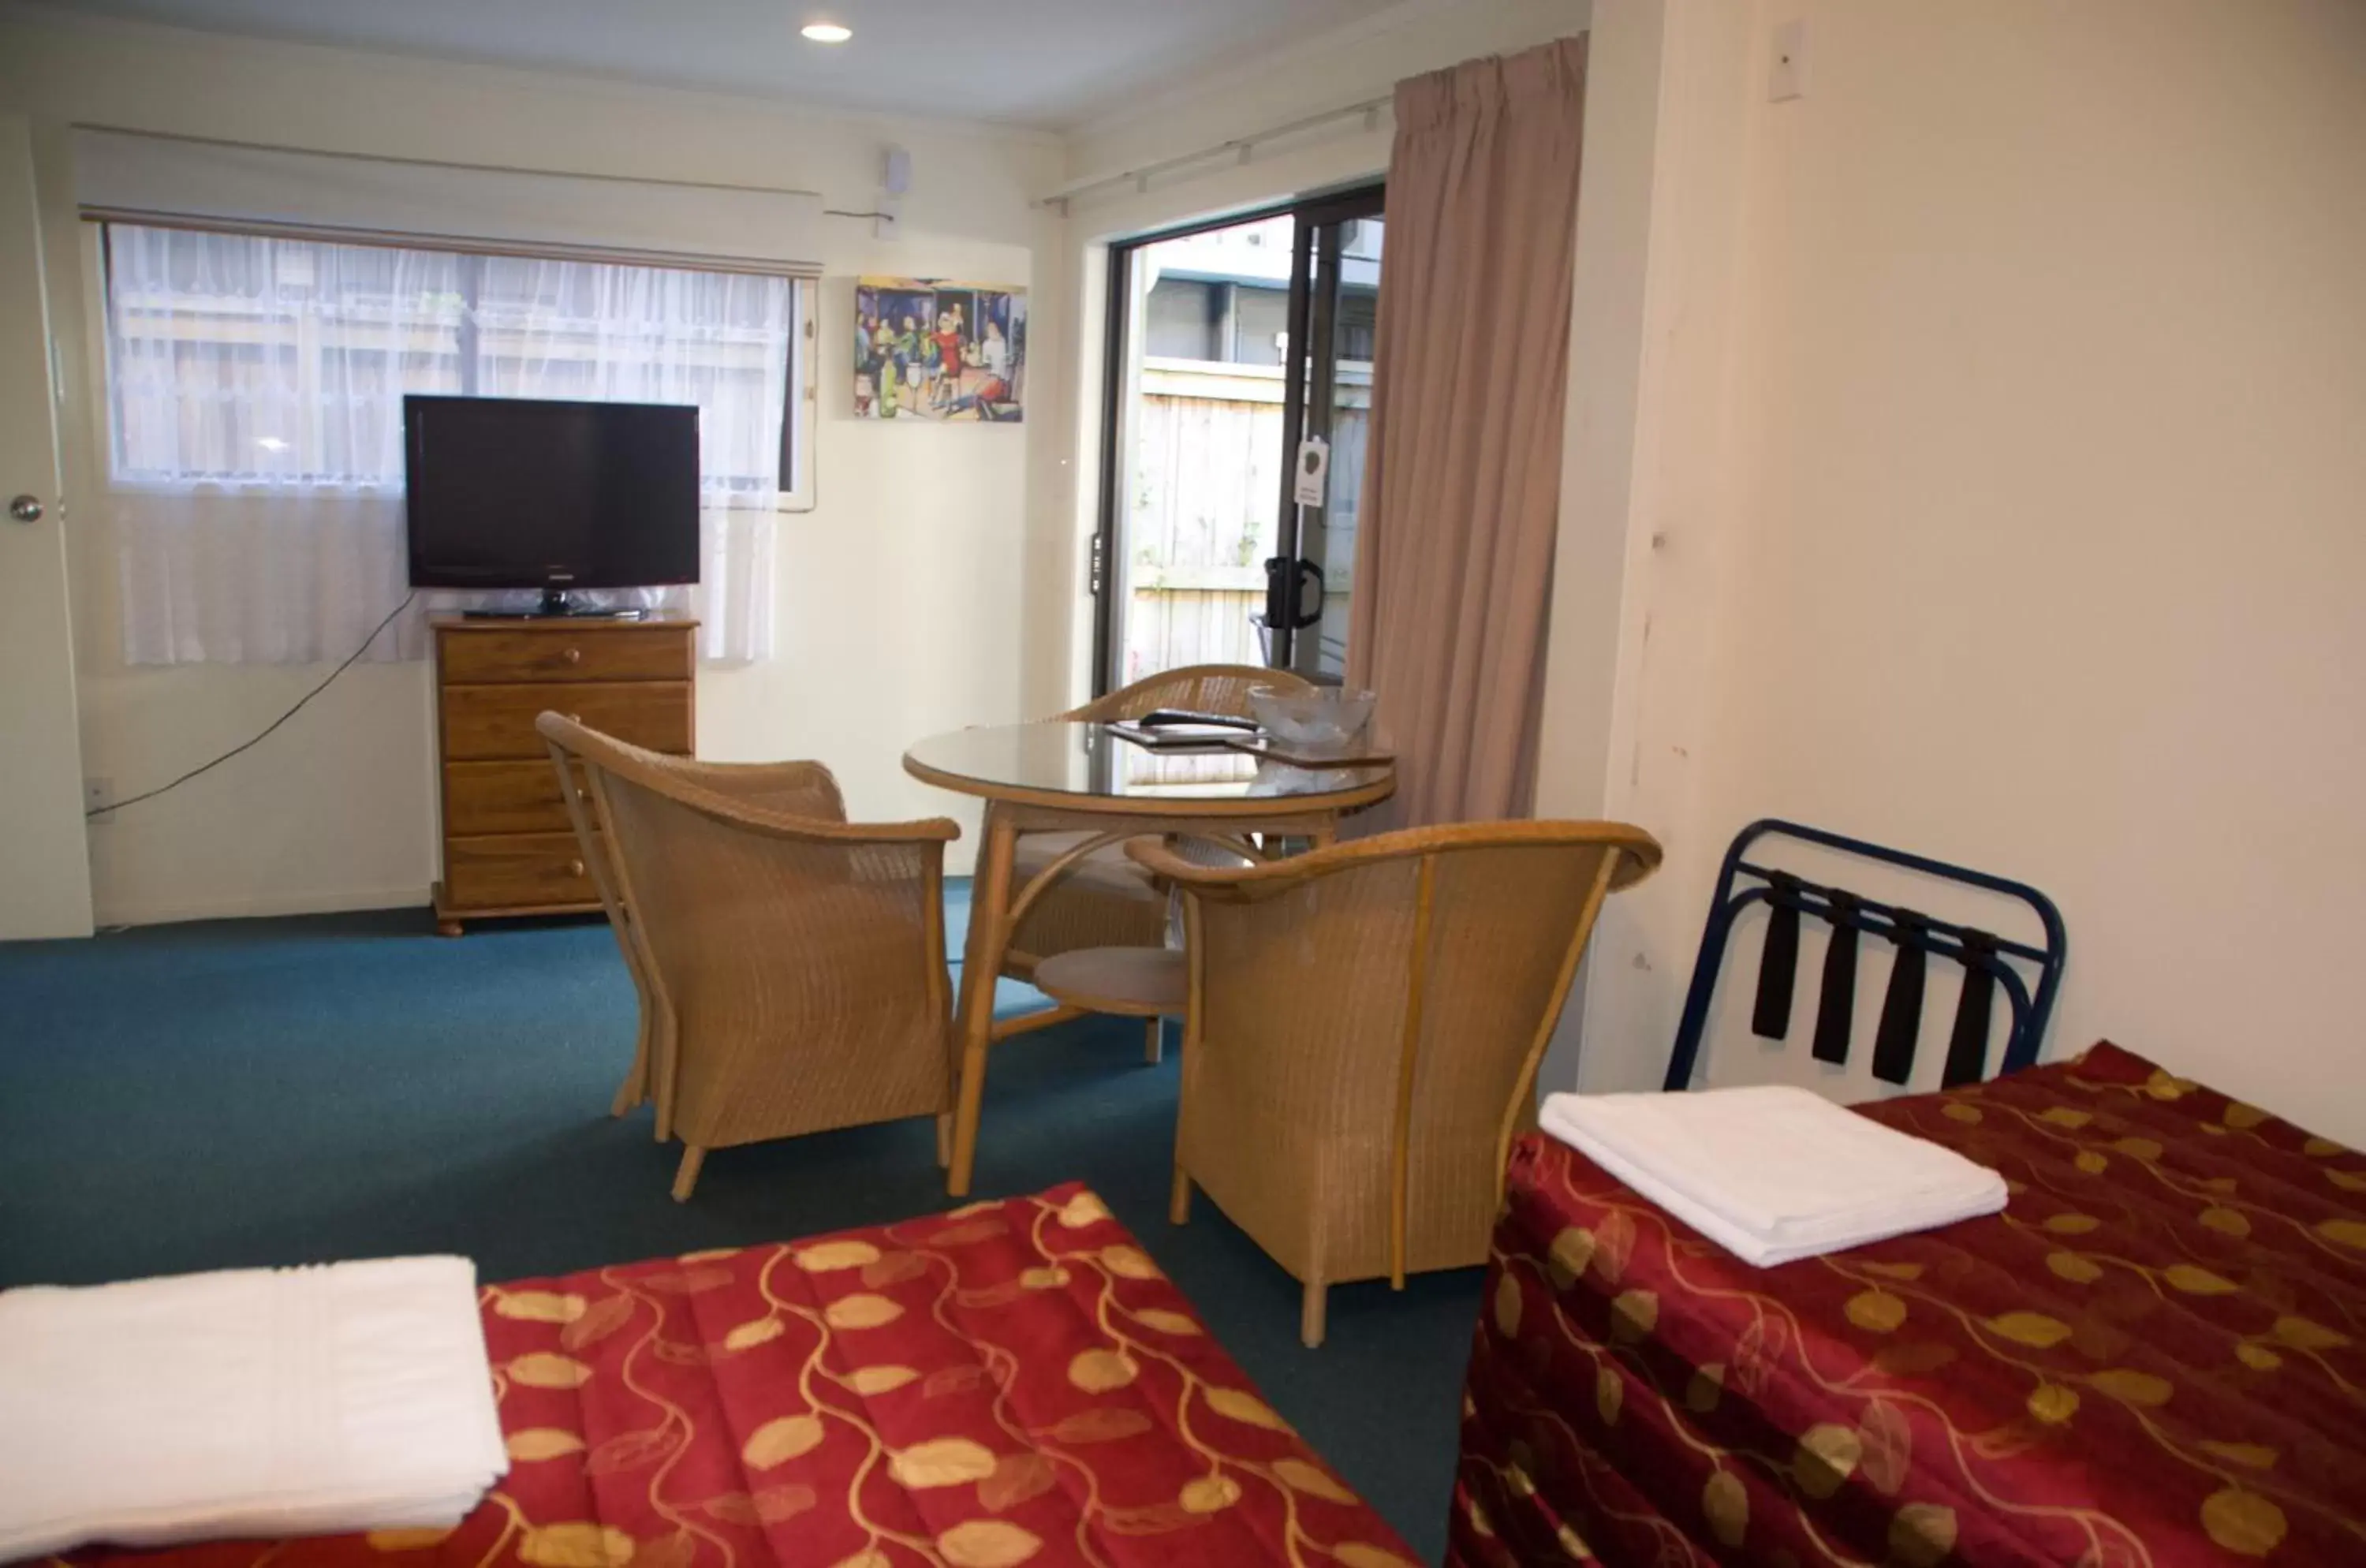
[1122,359,1368,685]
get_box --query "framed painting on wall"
[853,278,1025,422]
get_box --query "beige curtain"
[1346,36,1589,827]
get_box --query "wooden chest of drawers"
[430,616,697,935]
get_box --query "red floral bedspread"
[1452,1043,2366,1566]
[64,1185,1414,1568]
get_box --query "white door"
[0,114,94,939]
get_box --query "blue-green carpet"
[0,890,1478,1563]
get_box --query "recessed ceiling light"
[800,22,852,43]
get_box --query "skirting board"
[94,883,437,930]
[102,872,989,931]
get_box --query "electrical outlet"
[85,775,115,825]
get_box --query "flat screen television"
[404,395,700,615]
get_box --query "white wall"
[0,11,1070,920]
[1551,0,2366,1142]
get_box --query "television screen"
[403,396,700,591]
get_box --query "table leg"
[947,805,1020,1197]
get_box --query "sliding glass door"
[1092,183,1384,695]
[1270,188,1383,681]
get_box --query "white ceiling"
[32,0,1394,129]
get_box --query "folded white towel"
[0,1256,509,1560]
[1539,1085,2008,1267]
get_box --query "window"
[93,222,803,666]
[101,223,813,507]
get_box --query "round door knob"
[568,859,586,878]
[8,494,42,523]
[562,648,582,664]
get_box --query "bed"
[1452,1043,2366,1566]
[58,1183,1416,1568]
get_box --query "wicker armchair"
[543,721,853,1126]
[1130,820,1663,1346]
[539,715,960,1200]
[1005,665,1318,977]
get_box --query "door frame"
[1088,181,1386,698]
[1271,184,1385,677]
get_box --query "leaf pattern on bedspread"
[62,1185,1411,1568]
[1449,1043,2366,1566]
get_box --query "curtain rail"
[1039,95,1392,215]
[78,207,821,281]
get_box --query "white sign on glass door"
[1293,435,1330,508]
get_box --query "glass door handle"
[1260,554,1327,650]
[1262,554,1293,632]
[1263,555,1327,630]
[1290,559,1326,629]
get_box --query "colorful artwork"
[853,277,1025,422]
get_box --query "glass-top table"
[904,721,1395,813]
[903,722,1395,1194]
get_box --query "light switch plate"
[1771,18,1808,102]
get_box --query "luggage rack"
[1663,819,2067,1092]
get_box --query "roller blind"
[72,127,824,277]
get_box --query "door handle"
[1257,556,1327,659]
[1261,554,1292,632]
[8,494,41,524]
[1291,560,1326,629]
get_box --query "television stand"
[429,614,697,935]
[461,588,647,622]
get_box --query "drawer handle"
[568,859,587,878]
[562,648,582,664]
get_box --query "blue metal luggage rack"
[1663,819,2067,1092]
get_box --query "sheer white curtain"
[103,225,788,664]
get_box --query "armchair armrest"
[1128,820,1663,901]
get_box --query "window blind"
[72,127,825,278]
